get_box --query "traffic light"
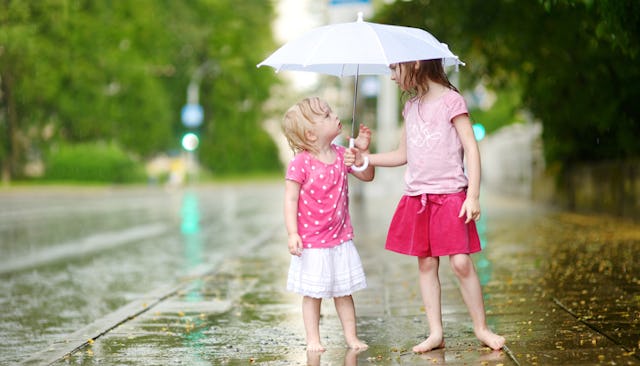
[181,132,200,151]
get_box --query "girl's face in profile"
[390,63,411,91]
[310,100,342,141]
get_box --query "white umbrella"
[258,12,463,169]
[258,12,463,77]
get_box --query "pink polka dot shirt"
[285,144,353,249]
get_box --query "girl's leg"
[414,256,445,353]
[449,254,505,350]
[334,295,368,349]
[302,296,325,351]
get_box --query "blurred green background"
[1,0,638,216]
[1,0,281,183]
[375,0,640,166]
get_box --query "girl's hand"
[459,197,481,224]
[344,148,356,166]
[288,233,303,256]
[353,124,372,151]
[344,148,366,167]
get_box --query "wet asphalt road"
[2,178,639,365]
[0,182,283,365]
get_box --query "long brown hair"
[399,59,458,98]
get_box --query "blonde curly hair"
[282,97,327,155]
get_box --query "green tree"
[1,1,175,181]
[0,0,280,182]
[187,1,282,174]
[375,0,640,166]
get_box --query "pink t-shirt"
[285,144,353,249]
[403,89,469,195]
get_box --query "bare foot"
[412,335,445,353]
[475,328,505,350]
[306,342,326,352]
[346,338,368,350]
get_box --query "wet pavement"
[0,183,283,365]
[3,176,639,365]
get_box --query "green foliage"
[43,142,145,183]
[192,1,283,175]
[0,0,281,181]
[375,0,640,166]
[469,85,525,134]
[201,117,283,175]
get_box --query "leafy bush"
[44,142,146,183]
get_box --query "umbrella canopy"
[257,12,464,77]
[258,13,463,171]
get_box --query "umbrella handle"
[348,138,369,172]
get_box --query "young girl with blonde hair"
[282,97,374,352]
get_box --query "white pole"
[377,76,398,152]
[373,75,400,195]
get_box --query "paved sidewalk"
[23,179,640,365]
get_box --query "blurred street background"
[1,0,639,365]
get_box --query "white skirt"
[287,240,367,299]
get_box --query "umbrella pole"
[351,65,359,140]
[348,65,368,172]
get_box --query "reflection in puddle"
[181,190,203,282]
[474,214,493,287]
[180,190,207,364]
[415,347,506,364]
[306,347,365,366]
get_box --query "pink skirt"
[385,191,481,257]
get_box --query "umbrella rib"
[394,27,462,65]
[302,26,333,67]
[367,23,391,66]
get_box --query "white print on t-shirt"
[407,120,441,151]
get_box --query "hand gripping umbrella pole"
[349,64,369,172]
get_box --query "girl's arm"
[453,114,481,223]
[284,179,303,256]
[366,124,407,167]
